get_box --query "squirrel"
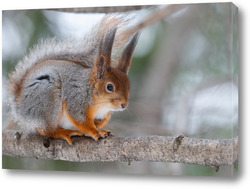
[7,15,139,145]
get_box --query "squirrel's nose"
[121,103,127,109]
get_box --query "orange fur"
[95,112,111,129]
[38,98,112,145]
[36,127,83,145]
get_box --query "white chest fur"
[59,107,111,130]
[94,107,111,120]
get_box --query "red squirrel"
[8,15,139,145]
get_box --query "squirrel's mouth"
[112,108,124,112]
[112,106,127,112]
[94,103,128,120]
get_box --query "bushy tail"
[8,14,131,97]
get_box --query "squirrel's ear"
[95,27,117,79]
[118,32,139,74]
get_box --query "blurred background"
[2,3,238,176]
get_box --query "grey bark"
[2,130,238,167]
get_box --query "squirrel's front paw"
[99,129,111,138]
[91,130,111,141]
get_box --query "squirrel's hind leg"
[36,127,83,145]
[50,128,83,145]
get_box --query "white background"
[0,0,248,188]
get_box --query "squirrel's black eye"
[107,83,114,92]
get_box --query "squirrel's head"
[91,27,139,112]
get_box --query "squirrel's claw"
[99,129,111,138]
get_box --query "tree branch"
[50,5,188,39]
[50,5,152,13]
[2,130,238,167]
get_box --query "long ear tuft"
[95,27,117,79]
[118,32,140,74]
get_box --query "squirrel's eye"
[107,83,114,92]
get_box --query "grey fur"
[12,60,92,131]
